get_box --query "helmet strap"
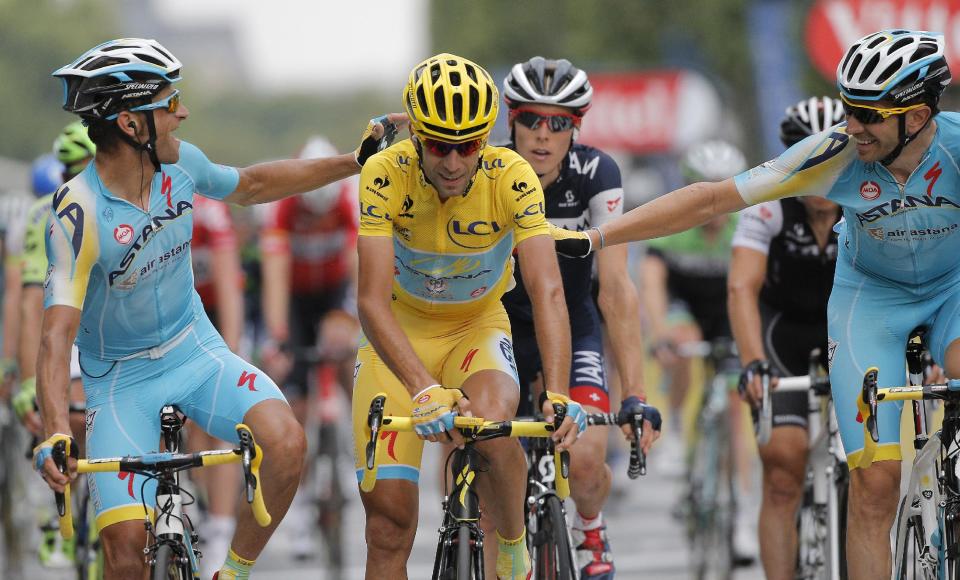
[880,111,933,166]
[117,111,162,172]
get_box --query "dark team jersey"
[502,142,624,331]
[732,197,840,321]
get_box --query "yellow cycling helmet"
[403,53,498,143]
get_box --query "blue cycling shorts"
[79,315,285,531]
[829,256,960,470]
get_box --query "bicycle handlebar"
[755,350,830,446]
[52,423,271,539]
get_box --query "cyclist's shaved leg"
[100,519,148,578]
[460,370,527,569]
[359,479,419,580]
[228,399,306,560]
[667,324,700,418]
[757,426,807,580]
[568,404,612,517]
[846,460,900,580]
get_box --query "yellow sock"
[217,547,255,579]
[496,530,530,580]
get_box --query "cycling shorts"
[352,305,519,485]
[511,319,609,415]
[79,314,285,531]
[752,301,828,431]
[829,256,960,470]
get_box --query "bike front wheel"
[530,494,575,580]
[151,544,191,580]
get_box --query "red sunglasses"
[421,137,485,157]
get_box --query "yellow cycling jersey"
[359,139,550,319]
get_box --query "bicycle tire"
[531,494,574,580]
[151,544,190,580]
[456,524,473,580]
[688,402,734,580]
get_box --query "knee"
[101,524,146,576]
[762,464,804,508]
[365,503,416,555]
[569,436,608,483]
[259,413,307,472]
[849,464,900,520]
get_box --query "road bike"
[523,404,648,579]
[52,406,271,580]
[678,338,744,580]
[859,340,960,579]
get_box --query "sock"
[216,547,255,579]
[496,530,531,579]
[574,511,603,531]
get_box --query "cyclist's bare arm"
[595,179,746,247]
[356,236,437,396]
[517,234,570,395]
[727,246,769,405]
[596,243,653,442]
[225,155,360,207]
[211,242,244,351]
[639,254,672,360]
[516,234,580,448]
[2,258,21,369]
[18,286,43,383]
[261,236,292,345]
[37,305,80,438]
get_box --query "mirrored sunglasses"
[513,109,580,132]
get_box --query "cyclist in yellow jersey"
[354,53,581,580]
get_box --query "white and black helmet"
[837,30,950,106]
[779,96,844,147]
[503,57,593,115]
[53,38,182,121]
[680,140,747,183]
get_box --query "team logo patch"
[470,286,487,298]
[606,196,621,212]
[425,277,448,295]
[759,205,773,220]
[417,393,431,404]
[114,224,134,244]
[860,181,881,201]
[867,227,884,241]
[827,337,838,370]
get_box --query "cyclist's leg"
[180,319,303,571]
[662,303,700,437]
[755,305,814,580]
[566,331,616,579]
[443,312,528,579]
[353,339,424,579]
[79,355,165,578]
[828,264,930,580]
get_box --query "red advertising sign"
[806,0,960,83]
[578,70,722,154]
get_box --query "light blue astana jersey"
[735,112,960,287]
[44,141,239,359]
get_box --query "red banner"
[578,70,721,154]
[805,0,960,83]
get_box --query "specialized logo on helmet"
[114,224,134,244]
[859,181,881,201]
